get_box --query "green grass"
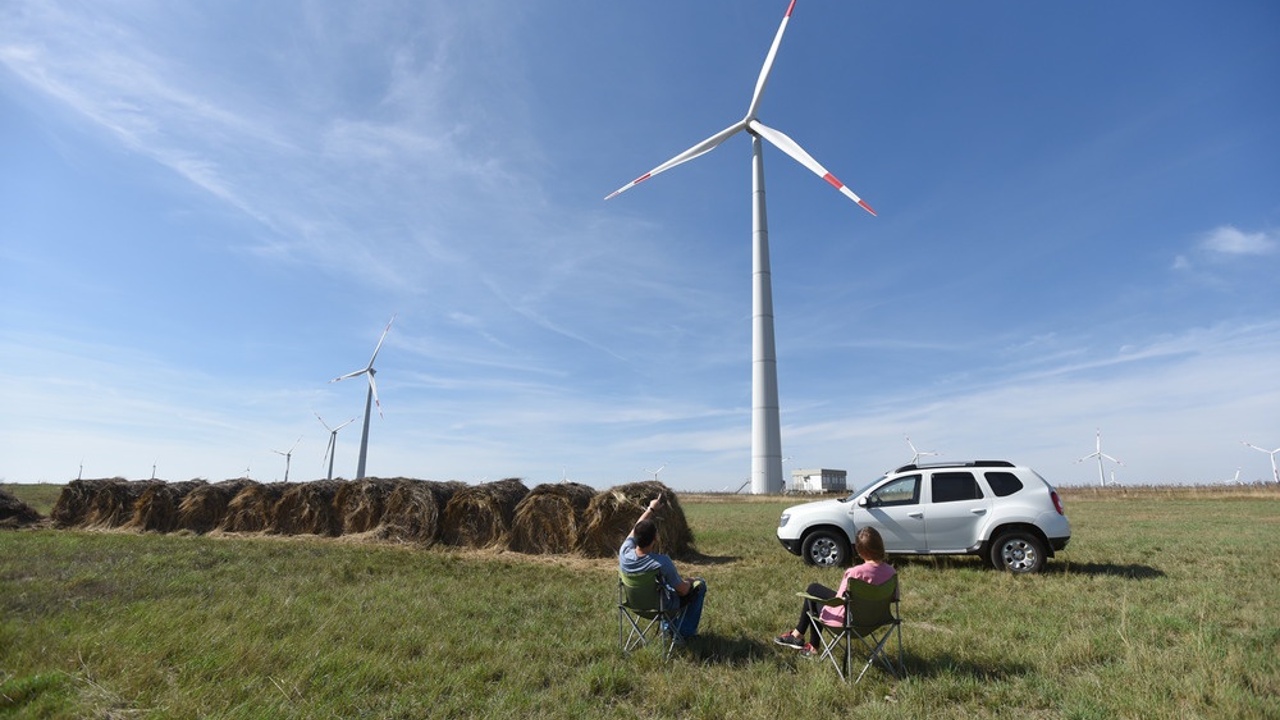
[2,486,1277,719]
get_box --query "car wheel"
[802,530,849,568]
[990,531,1046,574]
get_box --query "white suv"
[776,461,1071,573]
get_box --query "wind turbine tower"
[316,413,358,481]
[331,315,395,479]
[1243,441,1280,484]
[606,1,876,494]
[1077,429,1123,487]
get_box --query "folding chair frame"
[618,570,688,659]
[800,576,904,683]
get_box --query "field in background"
[2,484,1277,719]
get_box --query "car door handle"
[908,512,924,519]
[970,508,987,515]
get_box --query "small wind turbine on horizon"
[331,315,395,480]
[606,0,876,495]
[905,436,939,465]
[1077,429,1123,487]
[316,413,358,481]
[1242,441,1280,484]
[273,436,302,483]
[644,464,667,482]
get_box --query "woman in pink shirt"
[774,526,896,656]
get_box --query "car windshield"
[839,475,888,502]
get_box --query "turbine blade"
[749,120,877,215]
[367,314,396,368]
[605,121,746,200]
[331,368,366,383]
[322,436,334,468]
[745,0,797,119]
[315,412,333,431]
[336,417,358,431]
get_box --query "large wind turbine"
[1242,441,1280,484]
[905,435,939,465]
[316,413,358,481]
[1076,429,1123,487]
[606,1,875,494]
[331,315,395,479]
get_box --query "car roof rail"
[891,460,1016,473]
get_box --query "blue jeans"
[664,578,707,638]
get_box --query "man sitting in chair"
[619,495,707,639]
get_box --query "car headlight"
[778,513,790,528]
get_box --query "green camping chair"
[618,569,687,659]
[799,575,904,682]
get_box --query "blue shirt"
[619,536,683,608]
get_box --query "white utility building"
[790,468,847,494]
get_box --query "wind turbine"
[1242,441,1280,484]
[316,413,357,481]
[272,436,302,483]
[905,436,939,465]
[1076,429,1122,487]
[331,315,395,479]
[644,464,667,482]
[606,1,876,495]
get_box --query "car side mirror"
[857,497,870,508]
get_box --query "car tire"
[802,530,849,568]
[990,531,1046,574]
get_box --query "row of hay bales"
[49,477,695,558]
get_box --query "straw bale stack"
[508,482,596,554]
[271,480,343,536]
[220,481,289,533]
[50,478,121,528]
[578,481,694,559]
[84,479,162,529]
[334,478,399,535]
[441,478,529,548]
[176,479,253,534]
[375,479,463,544]
[125,480,206,533]
[0,488,43,529]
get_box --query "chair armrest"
[795,592,844,607]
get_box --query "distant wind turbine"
[644,464,667,482]
[331,315,395,479]
[905,436,939,465]
[606,0,876,495]
[1077,429,1123,487]
[1242,441,1280,484]
[273,436,302,483]
[316,413,358,481]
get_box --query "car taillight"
[1051,490,1065,515]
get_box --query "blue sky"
[2,1,1277,489]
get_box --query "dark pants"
[795,582,836,646]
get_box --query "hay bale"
[0,488,43,529]
[220,481,288,533]
[371,479,461,544]
[334,478,398,535]
[126,480,206,533]
[441,478,529,548]
[271,480,343,536]
[176,479,253,534]
[84,479,162,529]
[578,481,695,559]
[51,478,121,528]
[508,482,596,555]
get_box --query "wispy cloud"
[1200,225,1276,257]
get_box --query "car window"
[931,472,983,503]
[867,475,920,506]
[985,471,1024,497]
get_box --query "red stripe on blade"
[785,0,797,18]
[822,173,844,190]
[858,199,878,216]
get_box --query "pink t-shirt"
[819,561,897,625]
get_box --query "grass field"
[2,484,1277,719]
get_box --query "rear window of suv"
[985,471,1024,497]
[931,472,983,503]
